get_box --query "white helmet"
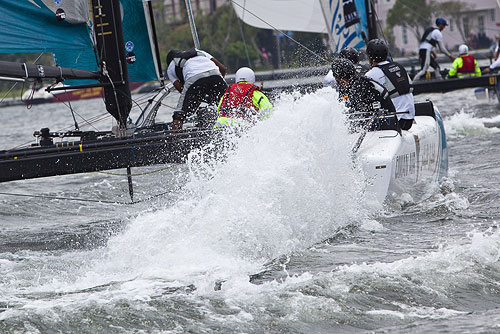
[458,44,469,55]
[235,67,255,84]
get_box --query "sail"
[232,0,368,53]
[120,0,159,82]
[0,0,158,83]
[232,0,327,33]
[319,0,368,53]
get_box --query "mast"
[365,0,378,41]
[91,0,132,128]
[184,0,201,49]
[144,0,165,84]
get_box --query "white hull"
[357,104,448,204]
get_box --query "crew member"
[448,45,481,78]
[413,18,454,81]
[365,39,415,130]
[331,58,396,130]
[323,47,369,88]
[216,67,272,126]
[483,56,500,73]
[166,48,227,130]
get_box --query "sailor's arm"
[437,41,454,60]
[211,57,227,77]
[483,57,500,73]
[253,90,272,119]
[474,60,482,76]
[447,58,460,77]
[166,62,183,92]
[173,81,183,93]
[253,90,272,110]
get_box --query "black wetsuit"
[338,75,396,131]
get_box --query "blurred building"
[374,0,500,55]
[162,0,230,23]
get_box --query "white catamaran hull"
[356,104,448,204]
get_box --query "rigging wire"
[0,82,20,105]
[230,0,327,62]
[0,165,180,205]
[236,0,252,67]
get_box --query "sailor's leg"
[195,76,228,127]
[413,49,431,81]
[172,80,198,130]
[430,56,442,79]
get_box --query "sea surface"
[1,86,500,333]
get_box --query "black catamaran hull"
[412,74,499,95]
[0,130,216,183]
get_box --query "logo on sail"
[56,8,66,21]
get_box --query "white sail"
[232,0,368,53]
[232,0,327,33]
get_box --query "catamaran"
[233,0,449,203]
[0,0,219,200]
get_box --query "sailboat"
[0,0,217,198]
[233,0,449,203]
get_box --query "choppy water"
[1,87,500,333]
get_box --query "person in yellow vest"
[216,67,272,127]
[448,45,481,78]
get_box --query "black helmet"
[366,39,388,62]
[339,47,359,64]
[331,58,356,80]
[166,50,176,66]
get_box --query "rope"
[0,191,129,205]
[0,188,180,205]
[230,0,327,62]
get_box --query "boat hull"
[0,129,216,183]
[357,103,447,204]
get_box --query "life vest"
[376,62,412,98]
[458,55,475,73]
[421,27,438,47]
[218,83,260,120]
[355,63,370,75]
[170,49,207,84]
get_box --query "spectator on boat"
[331,57,396,131]
[323,47,369,88]
[413,18,454,81]
[365,39,415,130]
[216,67,272,127]
[447,44,481,78]
[166,48,227,130]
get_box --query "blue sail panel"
[324,0,368,53]
[0,0,158,84]
[0,0,93,54]
[121,0,158,83]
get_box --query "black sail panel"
[91,0,132,128]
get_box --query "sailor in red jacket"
[216,67,272,127]
[448,44,481,78]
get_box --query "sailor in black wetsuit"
[365,39,415,130]
[166,48,227,129]
[413,18,454,81]
[323,48,369,88]
[331,58,396,131]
